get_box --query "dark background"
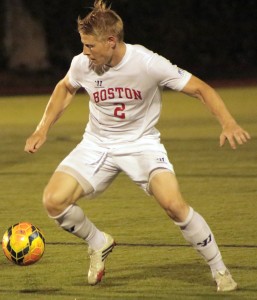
[0,0,256,94]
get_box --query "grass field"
[0,87,256,299]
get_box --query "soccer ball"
[2,222,45,266]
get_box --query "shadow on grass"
[0,288,61,295]
[19,288,61,294]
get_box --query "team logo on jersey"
[92,87,142,103]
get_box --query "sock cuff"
[174,206,194,227]
[48,204,74,220]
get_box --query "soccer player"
[24,0,250,291]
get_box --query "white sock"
[175,207,226,277]
[51,204,106,250]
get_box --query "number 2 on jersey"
[114,103,126,119]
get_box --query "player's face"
[81,34,114,66]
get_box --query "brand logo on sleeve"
[178,68,185,76]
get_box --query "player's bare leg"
[43,171,115,285]
[149,171,237,292]
[43,171,85,216]
[148,170,189,222]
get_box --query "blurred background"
[0,0,256,94]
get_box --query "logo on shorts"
[156,157,166,163]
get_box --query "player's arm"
[181,75,251,149]
[24,74,78,153]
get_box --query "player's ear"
[107,36,117,48]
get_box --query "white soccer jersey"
[68,44,191,146]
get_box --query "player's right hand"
[24,132,47,154]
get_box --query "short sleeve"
[67,55,83,89]
[147,53,192,91]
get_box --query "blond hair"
[78,0,124,41]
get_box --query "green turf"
[0,87,256,299]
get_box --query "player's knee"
[42,186,68,216]
[163,198,189,222]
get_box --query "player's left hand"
[220,123,251,149]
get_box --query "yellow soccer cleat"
[87,232,116,285]
[214,269,238,292]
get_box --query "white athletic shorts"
[56,139,174,198]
